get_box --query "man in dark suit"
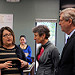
[56,8,75,75]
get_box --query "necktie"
[67,37,69,42]
[37,47,44,60]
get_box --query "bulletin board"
[0,14,13,29]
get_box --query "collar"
[42,41,50,49]
[69,29,75,38]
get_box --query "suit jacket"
[56,32,75,75]
[36,41,59,75]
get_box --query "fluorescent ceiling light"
[6,0,20,2]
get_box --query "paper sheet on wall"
[0,14,13,29]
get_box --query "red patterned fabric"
[37,47,44,60]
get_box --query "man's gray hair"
[60,8,75,25]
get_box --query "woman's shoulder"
[27,45,31,48]
[27,45,30,47]
[15,45,22,52]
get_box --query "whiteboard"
[0,14,13,29]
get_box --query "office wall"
[0,0,65,56]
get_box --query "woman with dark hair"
[0,26,28,75]
[32,25,59,75]
[18,35,32,64]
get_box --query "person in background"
[55,8,75,75]
[0,26,28,75]
[32,25,59,75]
[18,35,32,64]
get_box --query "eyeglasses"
[3,33,12,38]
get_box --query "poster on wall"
[0,14,13,29]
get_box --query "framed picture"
[0,14,13,29]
